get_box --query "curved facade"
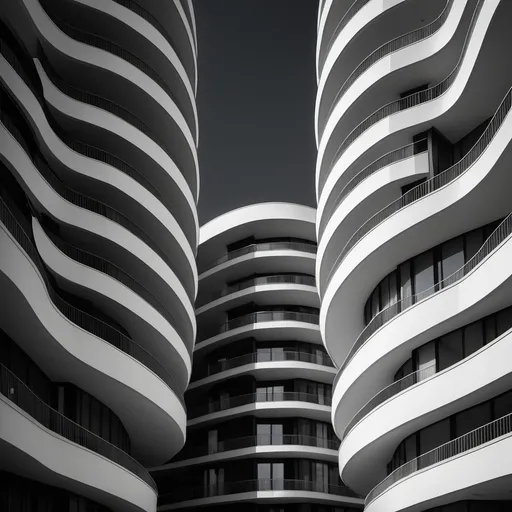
[317,0,512,510]
[0,1,197,511]
[151,203,363,512]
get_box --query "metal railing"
[192,350,334,381]
[325,82,512,292]
[0,100,193,311]
[0,36,181,216]
[319,0,374,73]
[201,241,317,274]
[319,0,485,195]
[197,274,316,307]
[159,478,359,504]
[38,51,176,183]
[366,411,512,505]
[0,362,157,491]
[321,0,455,137]
[198,311,319,342]
[334,211,512,383]
[110,0,191,82]
[188,391,332,419]
[44,231,187,401]
[318,139,428,238]
[0,194,185,405]
[341,364,436,439]
[174,434,340,461]
[38,0,190,127]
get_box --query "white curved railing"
[320,0,455,138]
[366,411,512,505]
[319,0,484,196]
[333,210,512,387]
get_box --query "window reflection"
[364,219,503,326]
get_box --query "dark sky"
[194,0,319,223]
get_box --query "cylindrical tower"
[0,1,198,511]
[316,0,512,511]
[152,203,364,512]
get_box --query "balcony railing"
[38,0,191,129]
[0,362,157,491]
[192,350,334,381]
[198,311,319,342]
[340,364,436,439]
[325,81,512,292]
[159,478,359,504]
[188,391,331,420]
[317,139,427,238]
[319,0,485,195]
[0,36,185,218]
[38,51,176,182]
[110,0,190,82]
[321,0,455,138]
[0,97,193,311]
[318,0,374,74]
[0,194,185,405]
[366,411,512,505]
[333,211,512,385]
[197,274,316,307]
[174,434,340,461]
[201,241,317,274]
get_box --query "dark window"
[465,228,484,262]
[419,418,450,455]
[413,251,435,300]
[455,401,492,437]
[493,390,512,419]
[484,315,497,344]
[463,321,484,357]
[438,330,463,371]
[496,308,512,337]
[400,261,412,309]
[441,237,464,285]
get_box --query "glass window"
[394,358,413,381]
[273,462,284,480]
[400,261,412,309]
[389,271,398,307]
[497,308,512,337]
[380,275,390,311]
[455,401,492,437]
[465,228,483,262]
[484,315,497,344]
[371,288,380,319]
[405,435,417,462]
[208,429,218,453]
[258,462,271,480]
[90,399,101,435]
[463,321,484,357]
[415,341,436,373]
[257,348,272,362]
[493,390,512,419]
[438,330,463,371]
[441,237,464,285]
[413,251,435,300]
[272,424,283,445]
[419,418,450,455]
[80,392,90,427]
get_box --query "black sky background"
[194,0,319,224]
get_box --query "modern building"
[151,203,364,512]
[316,0,512,511]
[0,1,198,511]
